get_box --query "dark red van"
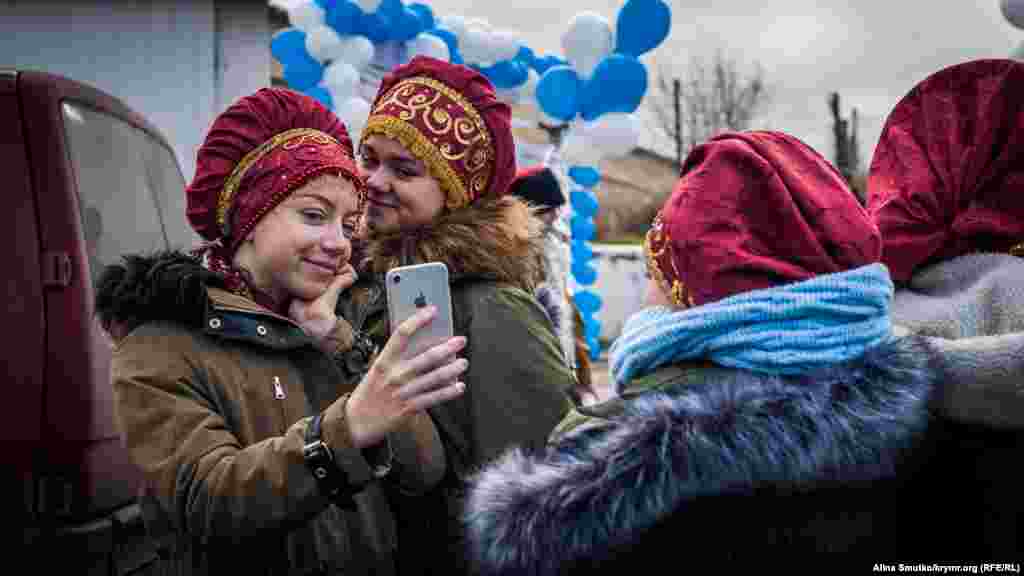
[3,69,195,574]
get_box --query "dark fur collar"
[361,195,546,292]
[465,336,943,573]
[94,251,225,334]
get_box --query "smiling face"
[358,134,446,235]
[232,173,360,303]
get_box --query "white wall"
[0,0,270,186]
[589,244,646,343]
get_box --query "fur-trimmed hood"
[463,336,982,572]
[94,251,226,334]
[360,195,546,292]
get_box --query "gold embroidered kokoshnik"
[362,76,494,210]
[217,128,341,235]
[644,214,695,309]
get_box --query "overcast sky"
[420,0,1022,168]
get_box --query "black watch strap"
[303,413,355,508]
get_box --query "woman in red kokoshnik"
[97,87,467,575]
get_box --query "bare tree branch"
[650,51,771,168]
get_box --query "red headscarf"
[184,87,362,301]
[359,56,516,209]
[645,131,882,308]
[867,58,1024,284]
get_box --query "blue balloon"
[616,0,672,57]
[574,289,603,315]
[408,2,435,30]
[580,55,648,121]
[303,85,334,109]
[572,262,598,286]
[426,27,462,64]
[570,214,596,242]
[571,239,594,263]
[570,188,600,218]
[532,54,562,75]
[271,28,308,64]
[479,60,529,89]
[326,0,360,35]
[359,11,393,43]
[568,166,601,188]
[586,334,602,360]
[515,46,536,66]
[583,318,602,340]
[376,0,403,19]
[283,57,325,91]
[393,8,424,42]
[535,66,581,122]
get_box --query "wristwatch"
[303,412,354,507]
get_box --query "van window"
[140,128,196,252]
[61,102,183,286]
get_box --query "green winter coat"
[338,196,577,574]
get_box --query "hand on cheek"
[289,264,358,341]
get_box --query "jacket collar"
[203,288,311,350]
[360,195,546,293]
[93,250,311,350]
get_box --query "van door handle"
[41,251,72,288]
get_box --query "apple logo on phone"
[414,292,427,308]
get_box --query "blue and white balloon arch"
[271,0,672,359]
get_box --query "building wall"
[0,0,271,185]
[595,150,678,239]
[591,243,645,343]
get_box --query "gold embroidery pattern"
[362,116,471,210]
[217,128,342,235]
[643,214,695,309]
[362,76,494,209]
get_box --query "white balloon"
[460,25,493,64]
[354,0,382,13]
[580,113,641,158]
[287,0,325,33]
[1002,0,1024,29]
[323,61,360,101]
[439,15,468,41]
[457,18,494,62]
[521,69,540,101]
[305,25,343,62]
[561,11,614,79]
[408,33,450,62]
[337,97,372,141]
[496,86,522,104]
[561,126,605,167]
[335,35,375,70]
[490,29,523,63]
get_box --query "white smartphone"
[385,262,455,360]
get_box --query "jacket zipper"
[273,376,288,434]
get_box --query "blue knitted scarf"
[609,263,895,393]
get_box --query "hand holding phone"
[385,262,455,360]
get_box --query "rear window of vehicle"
[61,101,192,286]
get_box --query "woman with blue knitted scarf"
[462,131,1013,573]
